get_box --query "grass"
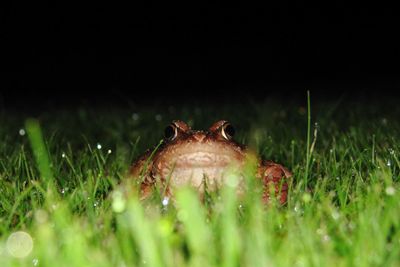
[0,95,400,266]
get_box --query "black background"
[1,3,399,110]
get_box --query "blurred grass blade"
[176,188,215,266]
[126,198,163,267]
[220,186,241,267]
[25,119,54,185]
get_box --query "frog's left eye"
[221,123,235,140]
[164,124,178,140]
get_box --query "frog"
[129,120,292,204]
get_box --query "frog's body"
[129,120,291,203]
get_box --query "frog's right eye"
[164,124,178,140]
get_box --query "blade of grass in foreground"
[125,198,163,267]
[219,185,241,267]
[25,119,54,188]
[176,187,215,267]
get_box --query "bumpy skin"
[129,120,292,204]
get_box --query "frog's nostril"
[193,134,206,142]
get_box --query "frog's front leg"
[129,150,155,199]
[258,160,292,204]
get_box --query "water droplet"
[385,186,396,196]
[94,201,99,207]
[322,235,330,242]
[19,129,26,136]
[97,143,102,150]
[112,191,126,213]
[33,258,39,266]
[61,188,65,194]
[61,153,66,158]
[6,231,33,258]
[107,149,112,154]
[155,114,162,121]
[331,210,340,220]
[387,160,391,167]
[336,177,340,181]
[132,113,140,121]
[294,205,303,214]
[225,173,240,187]
[162,197,169,206]
[34,209,48,224]
[329,149,333,153]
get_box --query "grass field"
[0,94,399,267]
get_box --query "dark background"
[1,3,399,110]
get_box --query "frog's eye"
[221,123,235,140]
[164,124,178,141]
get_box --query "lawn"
[0,94,399,267]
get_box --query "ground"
[0,95,399,266]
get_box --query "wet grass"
[0,95,400,266]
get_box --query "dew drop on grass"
[387,160,391,167]
[19,129,26,136]
[6,231,33,258]
[97,143,102,150]
[348,221,356,230]
[33,258,39,266]
[385,186,396,196]
[155,114,162,121]
[61,153,66,158]
[322,235,331,242]
[34,209,48,224]
[112,191,126,213]
[293,205,303,215]
[225,173,240,187]
[132,113,139,121]
[107,149,112,154]
[331,210,340,220]
[162,197,169,206]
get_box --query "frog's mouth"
[164,151,241,169]
[155,151,242,189]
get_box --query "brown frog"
[129,120,292,204]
